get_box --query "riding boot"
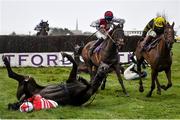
[89,38,104,56]
[140,36,153,52]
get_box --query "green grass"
[0,43,180,119]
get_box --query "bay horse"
[3,53,109,110]
[133,22,175,97]
[81,24,128,96]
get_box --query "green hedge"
[0,35,140,53]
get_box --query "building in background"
[71,19,83,35]
[124,29,143,36]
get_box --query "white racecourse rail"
[0,52,132,67]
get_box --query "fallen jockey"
[19,94,58,112]
[124,63,147,80]
[3,53,109,112]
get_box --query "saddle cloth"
[94,44,103,53]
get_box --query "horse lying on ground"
[3,53,109,110]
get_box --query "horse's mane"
[109,24,123,35]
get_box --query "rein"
[107,32,116,43]
[85,30,99,41]
[102,28,116,44]
[82,92,97,107]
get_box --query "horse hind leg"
[2,56,26,82]
[62,53,78,83]
[146,70,157,97]
[161,68,172,90]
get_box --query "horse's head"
[109,24,125,50]
[164,22,175,49]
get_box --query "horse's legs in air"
[146,69,157,97]
[2,56,26,82]
[113,64,129,96]
[62,53,78,83]
[3,56,30,110]
[161,68,172,90]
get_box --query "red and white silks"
[19,94,58,112]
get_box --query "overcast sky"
[0,0,180,35]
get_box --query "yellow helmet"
[154,17,166,27]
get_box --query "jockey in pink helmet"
[89,11,125,56]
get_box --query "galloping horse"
[133,22,175,97]
[81,24,128,96]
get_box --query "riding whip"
[84,30,99,41]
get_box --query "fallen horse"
[3,53,109,111]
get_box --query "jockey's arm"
[112,17,125,25]
[90,19,101,30]
[34,25,41,31]
[142,19,154,37]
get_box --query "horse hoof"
[101,86,105,90]
[161,85,166,90]
[157,91,161,95]
[125,93,130,97]
[139,87,144,93]
[146,93,152,97]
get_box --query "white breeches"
[123,64,140,80]
[95,31,107,39]
[147,29,157,37]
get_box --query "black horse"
[81,24,128,96]
[3,53,109,110]
[34,20,49,36]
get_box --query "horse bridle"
[164,26,174,49]
[105,28,124,46]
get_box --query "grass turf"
[0,43,180,119]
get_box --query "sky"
[0,0,180,35]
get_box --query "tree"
[49,27,74,36]
[9,31,16,36]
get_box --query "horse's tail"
[74,45,84,55]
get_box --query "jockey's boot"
[140,36,153,52]
[89,38,104,56]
